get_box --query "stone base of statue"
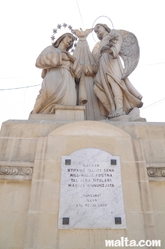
[107,107,146,122]
[0,110,164,248]
[29,105,85,121]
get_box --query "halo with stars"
[51,23,77,53]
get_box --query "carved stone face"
[61,35,74,50]
[94,24,107,39]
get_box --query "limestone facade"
[0,118,164,249]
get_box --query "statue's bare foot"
[107,110,126,119]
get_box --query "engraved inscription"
[58,148,126,229]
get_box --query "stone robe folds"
[94,30,143,115]
[73,37,108,120]
[32,45,82,114]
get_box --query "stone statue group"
[32,23,143,121]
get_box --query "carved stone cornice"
[147,167,165,177]
[0,166,33,176]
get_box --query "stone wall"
[0,119,164,249]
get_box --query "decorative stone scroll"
[147,167,165,177]
[0,166,33,176]
[58,148,126,229]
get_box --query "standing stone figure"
[32,33,82,114]
[93,23,143,119]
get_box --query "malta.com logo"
[105,237,161,247]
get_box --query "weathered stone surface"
[0,119,165,248]
[29,105,85,122]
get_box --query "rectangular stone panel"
[58,148,126,229]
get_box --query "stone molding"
[0,166,33,176]
[0,161,33,180]
[147,167,165,177]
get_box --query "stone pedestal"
[29,105,85,122]
[0,111,165,248]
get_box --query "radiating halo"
[50,23,77,53]
[92,15,114,42]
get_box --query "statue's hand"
[100,46,112,54]
[62,52,70,61]
[63,51,76,63]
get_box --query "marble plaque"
[58,148,126,229]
